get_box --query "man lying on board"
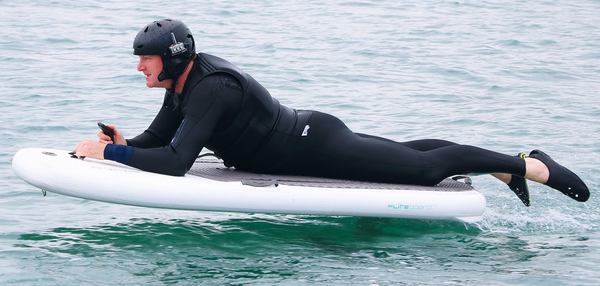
[74,19,589,206]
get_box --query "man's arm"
[104,74,242,175]
[127,92,184,148]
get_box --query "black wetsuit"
[105,53,526,185]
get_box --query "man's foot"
[507,152,530,206]
[529,149,590,202]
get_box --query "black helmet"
[133,19,195,81]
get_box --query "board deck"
[190,157,474,190]
[12,148,486,222]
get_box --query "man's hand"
[97,124,126,145]
[75,140,106,159]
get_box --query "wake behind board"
[12,148,486,222]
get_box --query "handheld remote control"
[97,122,115,143]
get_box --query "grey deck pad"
[189,158,474,192]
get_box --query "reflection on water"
[13,216,559,284]
[2,0,599,284]
[8,212,597,285]
[17,216,481,255]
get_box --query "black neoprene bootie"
[507,152,530,206]
[529,149,590,202]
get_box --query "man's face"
[137,55,171,88]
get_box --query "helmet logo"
[169,32,187,56]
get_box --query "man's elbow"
[162,160,192,176]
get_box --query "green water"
[1,0,599,285]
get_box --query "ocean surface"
[1,1,599,285]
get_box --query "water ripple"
[2,0,600,285]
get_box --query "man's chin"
[145,79,170,88]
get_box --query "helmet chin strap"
[161,54,196,111]
[157,69,180,111]
[169,78,181,111]
[158,71,168,82]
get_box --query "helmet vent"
[144,26,148,33]
[157,22,162,27]
[137,44,144,49]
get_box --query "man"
[75,19,589,206]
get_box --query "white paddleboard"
[12,148,486,222]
